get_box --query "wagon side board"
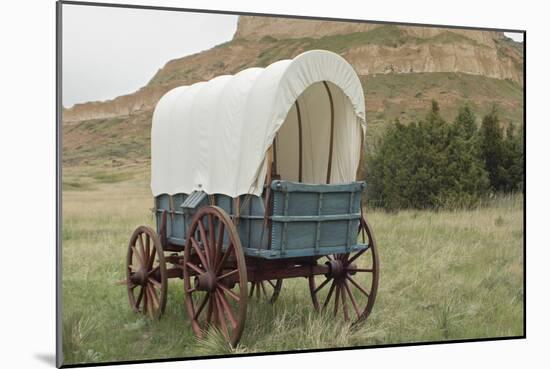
[154,180,368,259]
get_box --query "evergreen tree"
[479,106,507,191]
[478,106,523,193]
[367,101,489,210]
[503,123,524,192]
[454,105,477,139]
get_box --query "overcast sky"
[62,5,238,107]
[62,5,524,108]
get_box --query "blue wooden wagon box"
[155,180,367,259]
[125,50,379,347]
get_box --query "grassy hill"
[62,71,522,181]
[62,18,524,184]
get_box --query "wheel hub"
[194,271,217,292]
[130,268,148,286]
[326,259,346,279]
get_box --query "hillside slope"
[63,16,523,169]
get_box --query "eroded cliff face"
[63,85,171,123]
[345,41,520,81]
[235,16,504,46]
[63,15,522,123]
[234,16,380,40]
[235,16,522,81]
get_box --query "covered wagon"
[125,50,379,346]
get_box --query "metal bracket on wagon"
[180,191,207,210]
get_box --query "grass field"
[61,169,524,365]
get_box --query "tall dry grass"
[61,172,523,364]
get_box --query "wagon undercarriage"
[126,203,378,346]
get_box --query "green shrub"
[366,101,489,210]
[479,106,524,192]
[366,101,523,210]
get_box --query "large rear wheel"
[183,206,248,347]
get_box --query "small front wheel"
[126,226,168,319]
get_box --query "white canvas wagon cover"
[151,50,366,197]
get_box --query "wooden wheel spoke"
[217,290,238,329]
[346,275,370,297]
[217,269,239,281]
[138,234,148,264]
[267,280,276,288]
[215,243,234,275]
[217,283,240,302]
[343,280,361,318]
[260,281,268,296]
[333,284,341,316]
[131,246,145,267]
[143,286,150,315]
[208,214,216,263]
[215,222,225,266]
[210,296,218,329]
[341,282,350,321]
[148,277,161,288]
[206,296,215,326]
[197,219,212,267]
[147,284,160,310]
[186,261,204,275]
[249,282,256,297]
[193,293,210,320]
[135,287,144,309]
[348,268,373,273]
[191,238,208,269]
[148,265,160,277]
[145,234,151,265]
[144,285,153,312]
[146,247,156,271]
[314,277,332,294]
[322,280,336,311]
[215,294,230,339]
[347,248,367,266]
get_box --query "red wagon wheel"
[126,226,168,319]
[183,206,248,347]
[308,215,379,326]
[249,279,283,304]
